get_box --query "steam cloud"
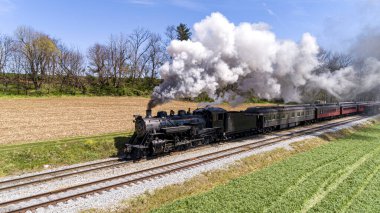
[148,12,380,109]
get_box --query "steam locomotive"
[125,102,380,159]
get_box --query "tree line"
[0,24,192,96]
[1,23,376,102]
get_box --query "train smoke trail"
[148,12,380,109]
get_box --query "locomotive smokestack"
[146,109,152,118]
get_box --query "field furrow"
[0,97,263,144]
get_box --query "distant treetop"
[176,23,192,41]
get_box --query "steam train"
[125,102,380,159]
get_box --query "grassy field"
[149,123,380,213]
[0,132,132,177]
[0,96,271,145]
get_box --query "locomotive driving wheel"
[203,136,211,145]
[131,148,143,160]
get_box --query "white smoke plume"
[148,12,380,109]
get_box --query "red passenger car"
[340,104,358,115]
[315,104,341,119]
[357,104,366,113]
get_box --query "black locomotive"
[125,102,380,159]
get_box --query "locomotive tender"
[125,102,380,159]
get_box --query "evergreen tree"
[176,23,192,41]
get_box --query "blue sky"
[0,0,379,52]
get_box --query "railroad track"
[0,116,366,213]
[0,158,128,192]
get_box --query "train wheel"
[183,142,191,150]
[131,148,143,160]
[203,137,210,145]
[263,128,270,134]
[192,140,200,147]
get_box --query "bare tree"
[0,34,13,92]
[305,49,354,103]
[147,33,165,80]
[58,45,86,94]
[162,25,176,62]
[108,34,129,88]
[0,34,13,74]
[317,49,353,73]
[164,25,176,46]
[128,27,151,81]
[8,49,26,94]
[14,26,59,91]
[87,43,110,88]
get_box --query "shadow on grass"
[114,136,131,158]
[315,126,379,143]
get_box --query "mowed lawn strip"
[0,132,131,177]
[152,124,380,213]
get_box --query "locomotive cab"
[193,107,226,130]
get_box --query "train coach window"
[301,112,304,116]
[291,112,295,118]
[218,114,224,120]
[297,112,301,117]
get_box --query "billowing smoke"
[148,12,380,109]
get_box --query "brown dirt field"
[0,97,273,144]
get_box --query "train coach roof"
[194,107,227,113]
[245,105,314,113]
[339,103,357,106]
[315,104,340,109]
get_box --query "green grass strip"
[0,132,132,177]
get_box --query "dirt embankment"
[0,97,270,144]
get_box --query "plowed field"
[0,97,268,144]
